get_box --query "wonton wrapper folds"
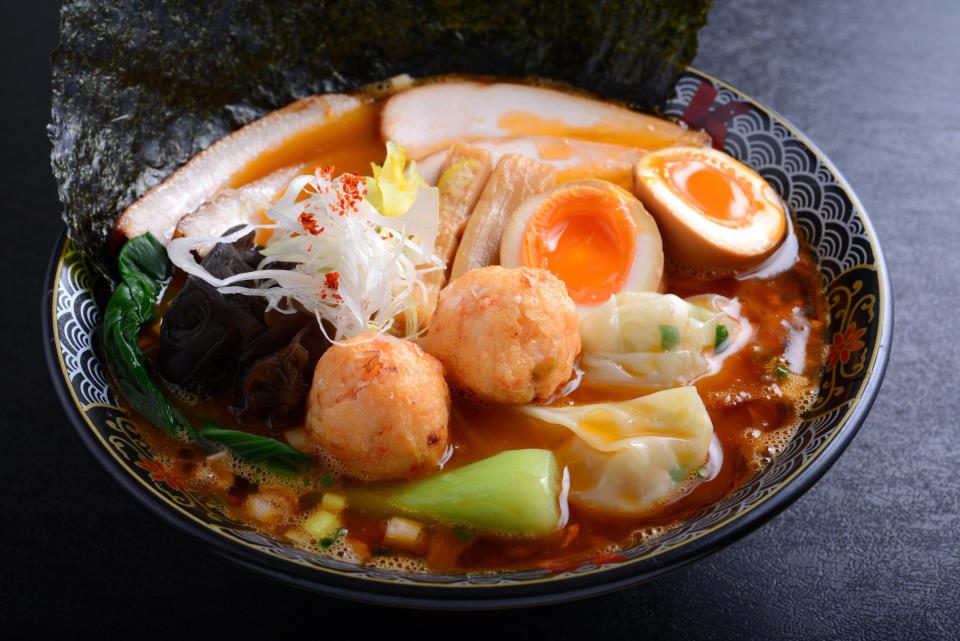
[519,386,713,515]
[579,292,746,388]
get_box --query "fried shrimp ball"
[426,265,580,404]
[305,333,450,481]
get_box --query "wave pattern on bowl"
[49,70,887,600]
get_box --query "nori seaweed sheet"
[50,0,711,281]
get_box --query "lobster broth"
[127,82,827,573]
[423,240,826,571]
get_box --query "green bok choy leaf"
[102,233,311,473]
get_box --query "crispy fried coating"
[426,266,580,404]
[306,333,450,481]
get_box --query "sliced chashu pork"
[416,135,650,189]
[174,163,308,254]
[116,94,364,244]
[382,81,708,160]
[175,163,307,238]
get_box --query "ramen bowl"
[44,68,891,608]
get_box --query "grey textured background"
[4,0,958,637]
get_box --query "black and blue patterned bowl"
[43,69,891,608]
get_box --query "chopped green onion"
[775,365,789,378]
[668,465,689,483]
[714,324,730,353]
[319,527,347,549]
[659,325,680,351]
[304,510,340,540]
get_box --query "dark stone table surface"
[4,0,958,637]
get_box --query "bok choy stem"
[347,449,562,535]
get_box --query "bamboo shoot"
[449,155,557,280]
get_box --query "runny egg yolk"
[520,186,638,304]
[662,157,755,227]
[500,178,664,309]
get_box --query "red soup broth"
[119,81,828,573]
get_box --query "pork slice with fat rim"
[416,136,650,190]
[382,81,708,159]
[175,163,309,256]
[117,94,364,244]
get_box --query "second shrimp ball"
[306,333,450,481]
[425,266,580,404]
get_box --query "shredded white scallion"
[166,166,442,342]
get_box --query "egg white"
[632,146,786,271]
[500,178,664,315]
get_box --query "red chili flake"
[340,172,365,192]
[333,172,366,216]
[299,211,322,235]
[314,166,334,182]
[324,272,340,290]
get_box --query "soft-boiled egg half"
[500,179,663,311]
[632,146,787,271]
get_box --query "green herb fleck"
[695,466,709,479]
[319,527,347,549]
[321,475,335,488]
[775,365,789,378]
[714,324,730,353]
[452,525,474,544]
[659,325,680,351]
